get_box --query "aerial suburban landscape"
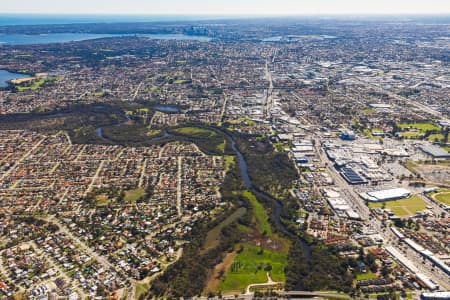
[0,3,449,300]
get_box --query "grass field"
[217,141,225,153]
[356,270,377,281]
[242,190,272,236]
[442,146,450,152]
[225,155,235,173]
[16,77,57,91]
[427,133,445,142]
[124,187,145,202]
[397,122,441,131]
[397,122,442,140]
[368,195,427,216]
[434,189,450,205]
[400,131,422,139]
[218,245,288,292]
[172,126,217,138]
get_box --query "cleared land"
[368,195,427,216]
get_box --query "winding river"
[94,124,311,259]
[226,132,312,260]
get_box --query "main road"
[314,136,371,220]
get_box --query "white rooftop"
[363,187,411,202]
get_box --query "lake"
[0,33,211,46]
[0,70,29,88]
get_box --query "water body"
[152,104,181,113]
[0,33,211,46]
[0,69,28,88]
[0,33,126,46]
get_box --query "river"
[226,132,312,260]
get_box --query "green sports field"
[368,195,427,216]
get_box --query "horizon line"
[2,12,450,16]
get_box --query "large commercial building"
[421,292,450,300]
[360,187,411,202]
[419,145,450,159]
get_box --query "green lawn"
[368,195,427,216]
[397,122,442,140]
[356,270,377,281]
[397,122,441,131]
[124,188,145,202]
[218,245,288,292]
[242,190,272,236]
[427,133,445,142]
[172,127,217,138]
[225,156,235,173]
[217,141,225,153]
[400,131,422,139]
[16,77,57,91]
[442,146,450,152]
[434,189,450,205]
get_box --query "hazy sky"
[2,0,450,15]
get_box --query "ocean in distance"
[0,14,216,45]
[0,14,226,26]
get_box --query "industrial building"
[419,145,450,159]
[359,187,411,202]
[340,167,368,184]
[421,292,450,300]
